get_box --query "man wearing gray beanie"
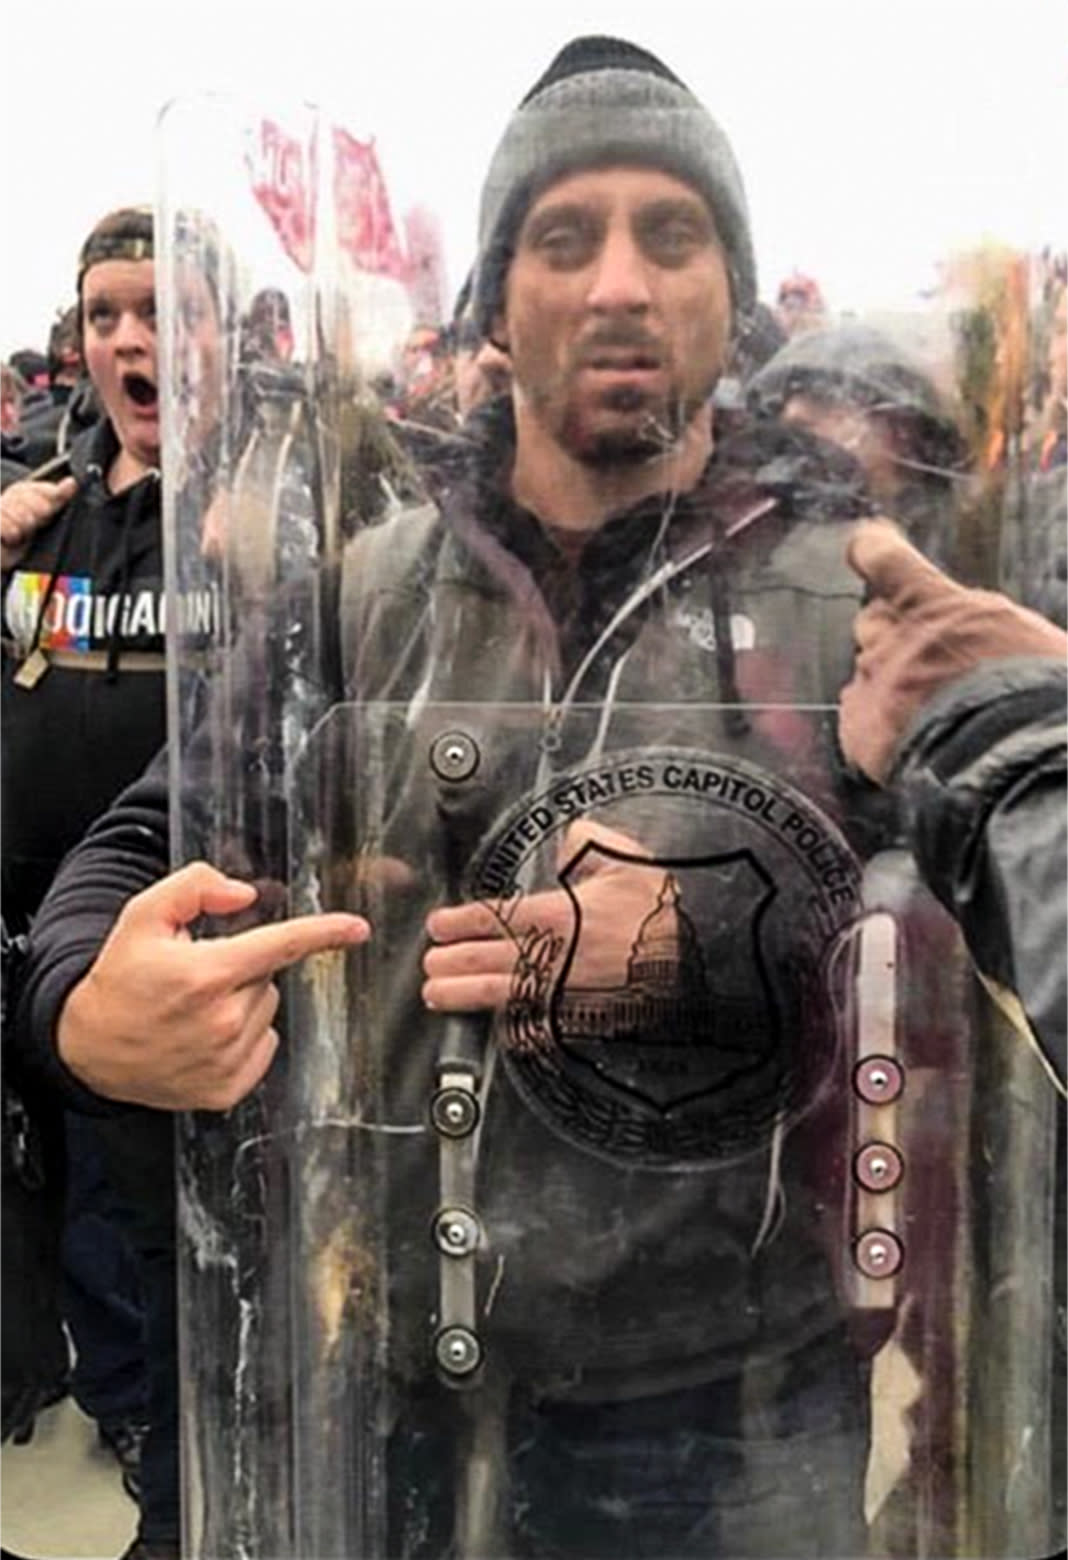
[473,36,758,337]
[359,46,883,1553]
[21,34,907,1560]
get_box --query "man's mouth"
[581,347,662,371]
[579,344,666,379]
[122,372,158,410]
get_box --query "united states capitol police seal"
[469,749,862,1169]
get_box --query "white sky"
[1,0,1064,360]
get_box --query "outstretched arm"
[14,752,369,1112]
[840,520,1067,1080]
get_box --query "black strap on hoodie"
[18,495,80,674]
[105,476,158,682]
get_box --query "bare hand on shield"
[423,819,667,1012]
[0,476,78,569]
[57,862,370,1110]
[840,518,1068,783]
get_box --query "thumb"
[52,475,79,505]
[39,476,78,516]
[846,518,959,614]
[121,861,258,936]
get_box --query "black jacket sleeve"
[11,746,171,1114]
[893,656,1067,1082]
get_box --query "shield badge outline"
[543,840,782,1116]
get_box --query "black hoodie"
[2,417,165,931]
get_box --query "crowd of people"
[1,31,1065,1560]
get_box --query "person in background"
[450,280,512,420]
[9,306,98,471]
[1,363,27,435]
[1,364,34,487]
[393,319,459,430]
[46,306,85,399]
[3,351,53,472]
[1,206,180,1560]
[747,321,968,566]
[238,286,294,368]
[7,348,50,402]
[773,271,826,339]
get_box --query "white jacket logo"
[674,605,755,652]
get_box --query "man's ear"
[489,309,510,355]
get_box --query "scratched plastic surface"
[156,93,1063,1560]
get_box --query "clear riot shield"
[158,94,1064,1560]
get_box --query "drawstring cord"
[750,1112,786,1256]
[706,537,749,738]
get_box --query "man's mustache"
[573,325,667,365]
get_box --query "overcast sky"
[1,0,1063,359]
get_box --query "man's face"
[402,326,444,392]
[455,335,512,419]
[497,167,731,465]
[782,392,901,501]
[81,258,160,468]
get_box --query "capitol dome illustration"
[553,870,730,1048]
[628,874,707,995]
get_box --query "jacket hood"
[748,323,944,419]
[68,417,123,484]
[746,323,967,474]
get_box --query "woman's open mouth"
[122,371,159,411]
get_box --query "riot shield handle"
[850,910,905,1309]
[433,1042,485,1390]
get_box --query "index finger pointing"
[846,519,959,614]
[214,912,370,986]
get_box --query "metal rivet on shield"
[430,1088,480,1138]
[853,1055,905,1105]
[429,731,480,783]
[854,1142,904,1193]
[433,1207,481,1258]
[854,1229,904,1279]
[435,1326,482,1377]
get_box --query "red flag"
[404,205,447,325]
[332,128,409,281]
[245,118,316,273]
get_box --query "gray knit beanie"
[473,36,757,338]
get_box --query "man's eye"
[642,222,703,264]
[87,305,116,329]
[535,226,595,267]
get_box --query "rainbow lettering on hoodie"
[6,571,93,653]
[5,568,219,655]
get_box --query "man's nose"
[585,229,652,313]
